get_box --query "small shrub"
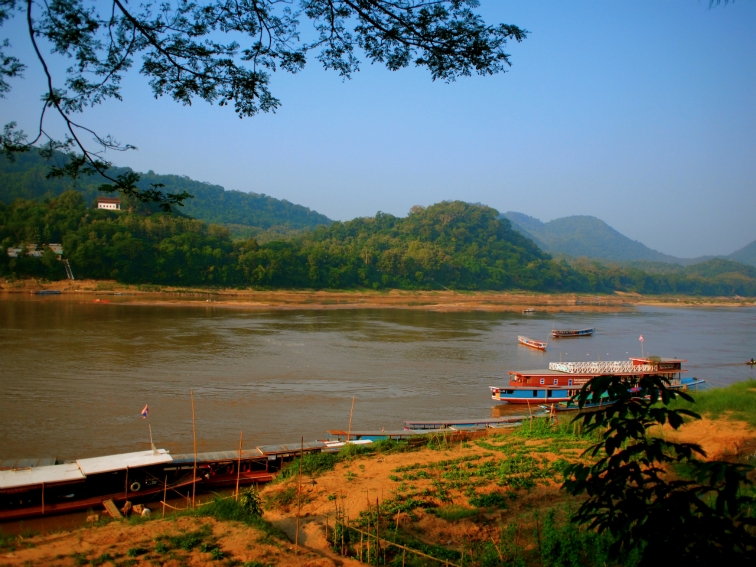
[468,492,508,508]
[210,547,225,560]
[90,552,113,566]
[126,547,146,557]
[154,542,169,554]
[238,488,263,518]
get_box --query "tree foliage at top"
[0,0,526,207]
[565,375,756,565]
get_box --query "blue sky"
[1,1,755,257]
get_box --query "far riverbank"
[2,279,755,312]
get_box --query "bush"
[468,492,509,509]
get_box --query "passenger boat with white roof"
[490,357,689,405]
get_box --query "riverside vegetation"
[2,192,756,296]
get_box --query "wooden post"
[295,436,304,552]
[162,476,167,517]
[191,390,197,509]
[347,396,355,442]
[526,399,532,430]
[41,483,44,515]
[235,431,244,501]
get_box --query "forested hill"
[2,194,756,295]
[0,152,332,231]
[502,212,686,264]
[288,202,587,290]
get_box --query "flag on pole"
[639,335,644,343]
[141,404,149,419]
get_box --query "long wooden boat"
[0,442,325,522]
[518,335,547,350]
[403,416,534,430]
[551,328,594,338]
[522,308,536,314]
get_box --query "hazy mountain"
[501,212,691,263]
[728,239,756,267]
[0,151,332,234]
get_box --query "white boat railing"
[548,361,658,374]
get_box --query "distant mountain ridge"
[0,152,332,233]
[501,212,755,268]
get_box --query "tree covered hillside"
[0,152,331,232]
[287,202,587,290]
[2,195,755,295]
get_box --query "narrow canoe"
[518,335,547,350]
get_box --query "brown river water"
[1,295,755,463]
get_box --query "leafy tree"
[0,1,526,207]
[564,375,756,565]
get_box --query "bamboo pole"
[235,430,244,501]
[162,476,167,517]
[191,390,197,509]
[295,436,304,552]
[347,396,355,442]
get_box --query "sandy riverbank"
[2,279,754,311]
[2,416,753,566]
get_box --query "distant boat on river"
[551,328,594,338]
[518,335,547,350]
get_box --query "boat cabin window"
[539,378,545,385]
[546,391,552,398]
[504,390,514,394]
[533,390,538,397]
[553,379,558,385]
[568,379,573,386]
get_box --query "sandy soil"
[3,279,755,311]
[664,416,756,461]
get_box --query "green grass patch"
[429,505,479,522]
[196,496,287,540]
[468,492,509,508]
[668,379,756,427]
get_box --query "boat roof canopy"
[76,449,173,475]
[256,441,326,457]
[0,457,57,471]
[0,463,85,490]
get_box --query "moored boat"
[518,336,547,350]
[491,356,690,405]
[551,328,594,338]
[0,442,323,522]
[522,308,536,314]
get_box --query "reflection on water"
[1,295,754,461]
